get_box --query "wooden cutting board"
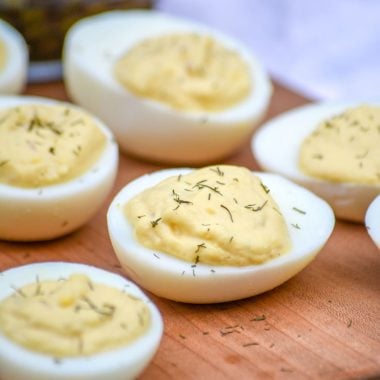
[0,81,379,380]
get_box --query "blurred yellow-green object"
[0,0,153,81]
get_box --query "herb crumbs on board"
[242,342,259,347]
[250,315,266,322]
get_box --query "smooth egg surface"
[63,10,272,164]
[0,19,28,94]
[366,195,380,249]
[0,262,163,380]
[107,168,335,303]
[252,102,380,222]
[0,96,118,241]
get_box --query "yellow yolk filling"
[0,274,150,357]
[0,38,6,71]
[115,33,251,112]
[0,104,106,187]
[125,165,291,266]
[299,105,380,184]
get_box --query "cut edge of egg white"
[366,195,380,250]
[107,168,335,304]
[0,96,118,242]
[252,101,380,223]
[63,10,272,164]
[0,262,163,380]
[0,19,28,94]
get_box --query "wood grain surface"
[0,81,379,380]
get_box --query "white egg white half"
[252,102,380,222]
[0,19,28,94]
[63,10,272,164]
[107,168,335,304]
[366,195,380,249]
[0,262,163,380]
[0,96,118,241]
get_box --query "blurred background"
[1,0,379,101]
[157,0,380,102]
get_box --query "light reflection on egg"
[0,96,118,241]
[107,168,335,303]
[366,195,380,250]
[63,10,272,164]
[0,262,163,380]
[0,19,28,94]
[252,102,380,222]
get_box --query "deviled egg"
[63,10,271,164]
[107,165,334,303]
[0,96,118,241]
[252,102,380,222]
[0,19,28,94]
[366,195,380,249]
[0,262,163,380]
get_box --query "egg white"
[63,10,272,164]
[366,195,380,249]
[0,262,163,380]
[0,19,28,94]
[252,102,380,222]
[107,168,334,304]
[0,96,118,241]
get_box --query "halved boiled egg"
[0,262,163,380]
[107,167,334,303]
[366,195,380,249]
[0,19,28,94]
[252,102,380,222]
[0,96,118,241]
[63,10,271,164]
